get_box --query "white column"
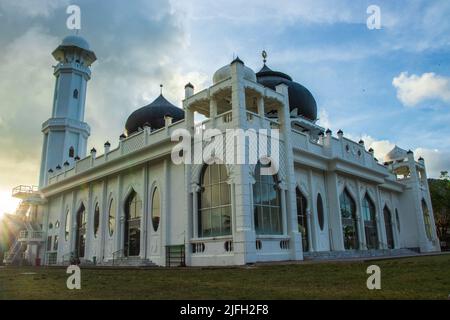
[85,183,94,260]
[275,83,302,261]
[280,186,288,235]
[356,181,367,250]
[192,183,201,238]
[140,165,148,259]
[210,97,217,127]
[306,209,314,252]
[326,173,345,251]
[116,174,124,254]
[99,180,107,263]
[257,96,265,127]
[375,187,387,249]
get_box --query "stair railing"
[112,249,124,266]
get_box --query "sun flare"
[0,191,20,219]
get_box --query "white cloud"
[317,109,331,129]
[393,72,450,107]
[0,0,67,17]
[354,135,449,178]
[414,148,450,178]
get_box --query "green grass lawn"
[0,254,449,300]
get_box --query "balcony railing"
[12,185,38,197]
[18,230,45,242]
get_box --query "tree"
[429,172,450,244]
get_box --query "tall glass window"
[317,193,325,231]
[253,163,282,235]
[108,199,116,237]
[340,189,359,250]
[125,191,142,257]
[199,164,231,237]
[151,188,161,232]
[296,189,308,251]
[384,206,395,249]
[65,210,70,241]
[362,194,378,249]
[75,204,86,258]
[93,202,100,238]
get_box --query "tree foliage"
[429,171,450,242]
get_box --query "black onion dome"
[125,94,184,135]
[256,64,317,121]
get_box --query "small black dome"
[125,94,184,135]
[256,64,317,121]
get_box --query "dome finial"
[262,50,268,65]
[160,84,163,95]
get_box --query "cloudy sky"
[0,0,449,213]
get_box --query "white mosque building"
[4,35,440,267]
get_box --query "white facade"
[9,36,440,268]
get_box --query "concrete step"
[100,257,157,267]
[303,248,419,261]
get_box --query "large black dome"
[125,94,184,135]
[256,64,317,121]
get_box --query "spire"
[262,50,268,65]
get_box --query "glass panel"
[268,184,277,206]
[65,210,70,241]
[220,165,228,181]
[220,183,230,205]
[261,183,269,206]
[271,207,281,234]
[211,184,220,207]
[222,206,232,235]
[211,208,222,236]
[152,188,161,232]
[253,183,261,205]
[201,210,211,237]
[109,199,116,236]
[262,207,271,234]
[211,164,219,184]
[254,206,261,234]
[201,186,211,209]
[317,194,325,231]
[203,166,210,185]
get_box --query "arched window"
[317,193,325,231]
[69,147,75,158]
[75,204,86,258]
[65,210,70,241]
[340,188,359,250]
[73,89,79,99]
[108,199,116,237]
[395,209,401,233]
[362,194,378,250]
[253,163,282,235]
[93,202,100,238]
[124,191,142,257]
[421,200,432,241]
[383,206,395,249]
[199,164,231,237]
[296,188,309,252]
[151,188,161,232]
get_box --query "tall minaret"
[39,35,97,187]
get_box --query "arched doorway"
[296,188,309,252]
[362,194,378,249]
[383,206,394,249]
[124,191,142,257]
[75,204,86,258]
[340,188,359,250]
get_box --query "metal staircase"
[3,239,25,265]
